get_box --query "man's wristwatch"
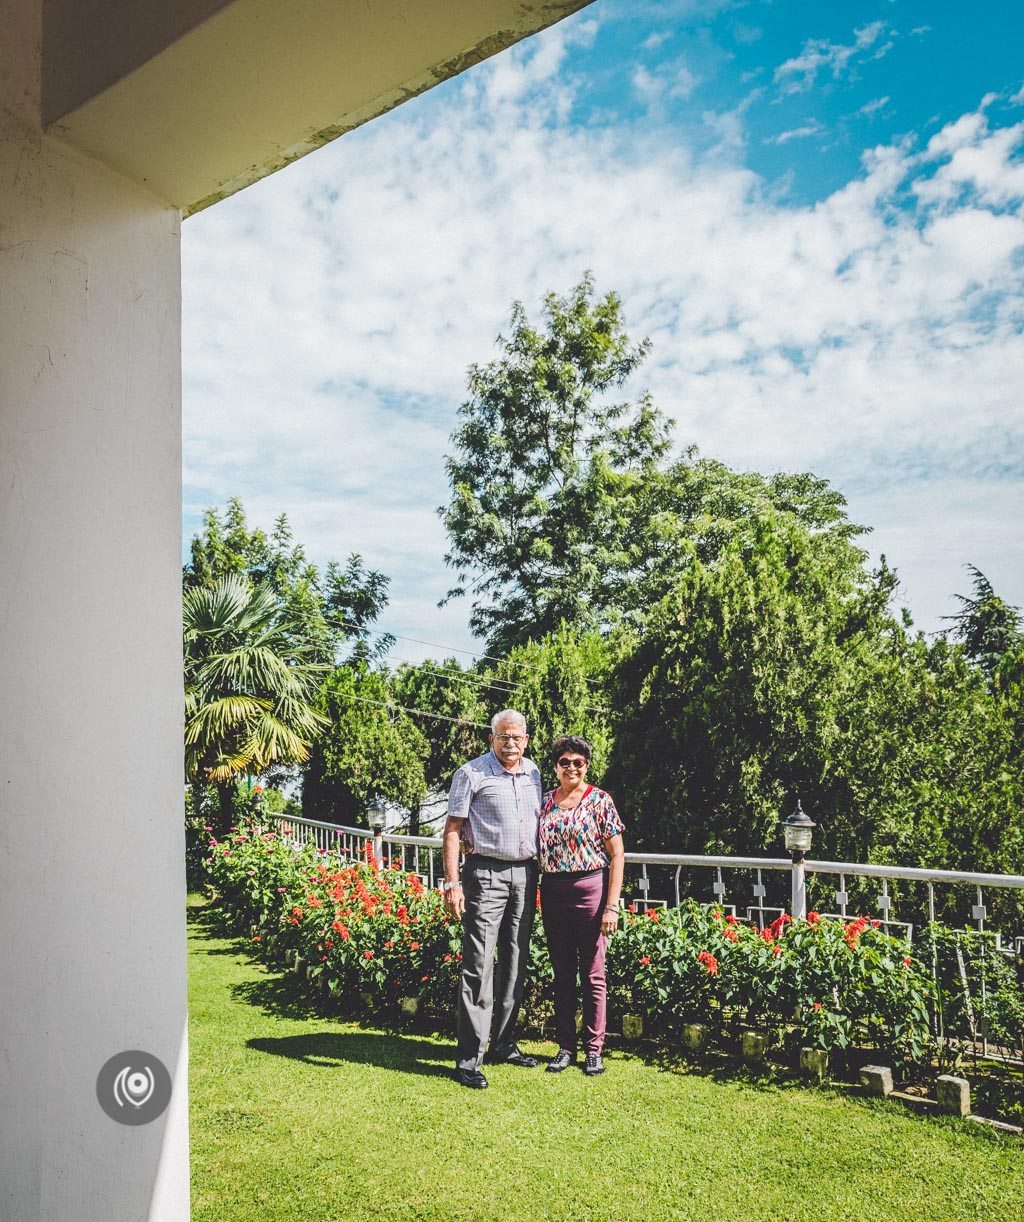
[443,880,462,893]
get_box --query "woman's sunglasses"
[556,757,588,769]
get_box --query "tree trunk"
[216,780,236,838]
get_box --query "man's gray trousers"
[455,855,538,1071]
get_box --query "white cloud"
[774,22,890,95]
[857,96,890,118]
[183,31,1024,655]
[641,30,673,52]
[632,57,699,113]
[765,122,824,145]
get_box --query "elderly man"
[443,709,542,1089]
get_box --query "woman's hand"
[600,905,618,937]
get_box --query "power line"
[381,649,609,717]
[385,655,518,697]
[326,615,606,690]
[330,690,491,731]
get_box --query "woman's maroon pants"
[540,868,608,1055]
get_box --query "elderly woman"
[539,735,625,1076]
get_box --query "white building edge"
[0,3,591,1217]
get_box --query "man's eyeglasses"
[494,733,527,744]
[556,757,587,770]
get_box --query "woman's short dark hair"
[550,735,592,766]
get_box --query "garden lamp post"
[781,801,816,920]
[369,797,387,867]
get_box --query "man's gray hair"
[490,709,527,733]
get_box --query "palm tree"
[184,574,330,834]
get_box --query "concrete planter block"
[937,1075,971,1117]
[682,1024,706,1052]
[399,996,419,1016]
[292,952,302,972]
[741,1032,769,1064]
[799,1047,828,1082]
[859,1066,894,1097]
[361,991,375,1011]
[622,1014,644,1040]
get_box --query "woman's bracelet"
[603,904,618,913]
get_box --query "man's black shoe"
[486,1045,539,1068]
[455,1068,489,1089]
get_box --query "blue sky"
[182,1,1024,663]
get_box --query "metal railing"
[267,813,1024,1063]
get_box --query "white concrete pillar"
[0,9,189,1217]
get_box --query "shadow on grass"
[637,1040,808,1095]
[187,896,264,956]
[247,1030,453,1080]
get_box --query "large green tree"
[391,658,490,831]
[439,273,670,653]
[607,514,1023,886]
[302,665,430,829]
[185,497,391,665]
[478,624,619,787]
[945,564,1022,677]
[184,574,330,834]
[440,276,866,653]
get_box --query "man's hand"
[444,883,465,919]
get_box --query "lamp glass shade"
[783,822,814,853]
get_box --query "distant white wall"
[0,4,189,1216]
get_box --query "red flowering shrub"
[205,822,933,1064]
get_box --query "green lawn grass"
[188,896,1024,1221]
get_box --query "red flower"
[421,974,430,982]
[628,904,637,914]
[443,954,452,963]
[725,913,739,926]
[697,950,719,976]
[364,950,374,960]
[723,927,738,942]
[771,944,782,957]
[844,915,869,949]
[251,935,261,942]
[813,1001,823,1011]
[647,909,662,922]
[456,953,463,961]
[904,955,912,967]
[807,911,820,926]
[384,940,394,949]
[640,955,651,966]
[871,919,881,929]
[409,941,420,951]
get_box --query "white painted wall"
[0,8,190,1216]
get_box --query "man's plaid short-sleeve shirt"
[447,750,542,861]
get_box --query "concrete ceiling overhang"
[44,0,592,216]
